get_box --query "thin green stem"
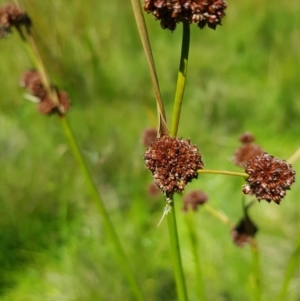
[130,0,168,136]
[198,169,248,178]
[203,204,234,227]
[277,236,300,301]
[170,21,190,137]
[184,212,206,301]
[167,200,189,301]
[250,239,261,301]
[17,23,144,301]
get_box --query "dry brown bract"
[243,153,296,204]
[0,3,31,38]
[144,136,204,195]
[144,0,227,31]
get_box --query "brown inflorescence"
[144,0,227,31]
[20,70,70,115]
[0,3,31,38]
[141,128,158,147]
[144,135,204,195]
[231,215,258,247]
[182,190,208,212]
[243,153,296,204]
[232,132,264,168]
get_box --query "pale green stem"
[17,24,144,301]
[167,199,189,301]
[198,169,248,178]
[184,212,206,301]
[203,204,234,227]
[130,0,168,136]
[250,239,261,301]
[277,236,300,301]
[170,21,190,137]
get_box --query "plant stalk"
[170,21,190,137]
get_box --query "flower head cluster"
[0,3,31,38]
[243,153,296,204]
[231,214,258,247]
[144,135,204,195]
[144,0,227,31]
[232,132,264,168]
[183,190,208,212]
[20,70,71,115]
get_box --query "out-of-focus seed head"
[0,4,31,38]
[239,132,255,144]
[144,0,227,31]
[20,70,71,115]
[144,136,204,196]
[231,215,258,247]
[243,153,296,204]
[182,190,208,212]
[141,128,158,147]
[147,181,161,198]
[233,132,263,168]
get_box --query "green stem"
[277,236,300,301]
[184,212,206,301]
[17,23,144,301]
[167,200,189,301]
[60,117,144,301]
[250,239,261,301]
[170,21,190,137]
[198,169,248,178]
[203,204,234,227]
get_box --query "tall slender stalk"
[277,236,300,301]
[170,21,190,137]
[17,22,144,301]
[167,199,189,301]
[184,212,206,301]
[250,238,261,301]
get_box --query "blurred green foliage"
[0,0,300,300]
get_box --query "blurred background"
[0,0,300,300]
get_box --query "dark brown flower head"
[239,132,255,144]
[0,4,31,38]
[144,136,204,195]
[141,128,158,147]
[233,132,263,168]
[144,0,227,31]
[20,70,71,115]
[243,153,296,204]
[182,190,208,212]
[231,215,258,247]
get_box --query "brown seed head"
[243,153,296,204]
[144,0,227,31]
[144,136,204,195]
[0,4,31,38]
[233,144,264,168]
[231,215,258,247]
[38,91,71,115]
[239,132,255,144]
[141,128,158,147]
[182,190,208,212]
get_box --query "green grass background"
[0,0,300,300]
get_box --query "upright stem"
[18,24,144,301]
[167,200,189,301]
[170,22,190,137]
[250,239,261,301]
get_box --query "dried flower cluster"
[144,0,227,31]
[183,190,208,212]
[0,3,31,38]
[232,132,264,168]
[243,153,296,204]
[21,70,70,115]
[144,136,204,195]
[231,214,258,247]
